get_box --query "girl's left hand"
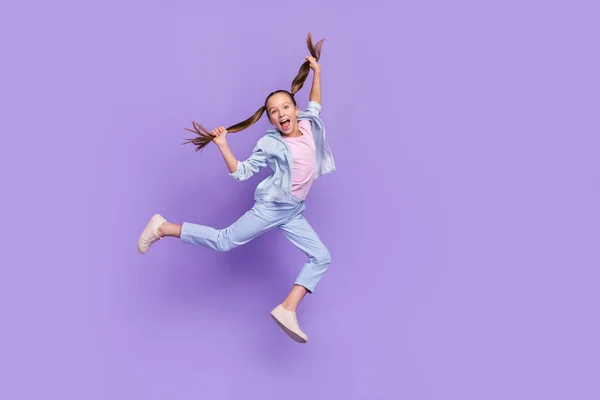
[306,56,320,72]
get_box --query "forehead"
[266,93,293,109]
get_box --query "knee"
[216,231,235,252]
[217,241,233,252]
[315,247,331,265]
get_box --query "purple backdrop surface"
[1,0,599,399]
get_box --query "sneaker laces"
[291,311,299,325]
[144,232,161,246]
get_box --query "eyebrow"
[268,102,291,112]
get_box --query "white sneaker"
[137,214,166,254]
[270,304,308,343]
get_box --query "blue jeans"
[180,197,331,293]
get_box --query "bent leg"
[278,215,331,293]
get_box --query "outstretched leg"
[179,206,282,251]
[137,203,287,254]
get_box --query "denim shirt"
[229,101,336,203]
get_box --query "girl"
[137,33,335,344]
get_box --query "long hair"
[184,32,325,152]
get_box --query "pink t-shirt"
[282,119,317,200]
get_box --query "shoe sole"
[270,313,307,343]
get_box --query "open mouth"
[280,118,290,130]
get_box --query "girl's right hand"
[211,126,228,146]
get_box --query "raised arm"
[306,56,321,104]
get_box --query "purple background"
[2,0,599,399]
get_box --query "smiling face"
[265,92,300,136]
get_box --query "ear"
[295,107,300,117]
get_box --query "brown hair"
[184,32,325,152]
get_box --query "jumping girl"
[137,33,335,343]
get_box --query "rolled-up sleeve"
[305,101,321,117]
[229,142,267,181]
